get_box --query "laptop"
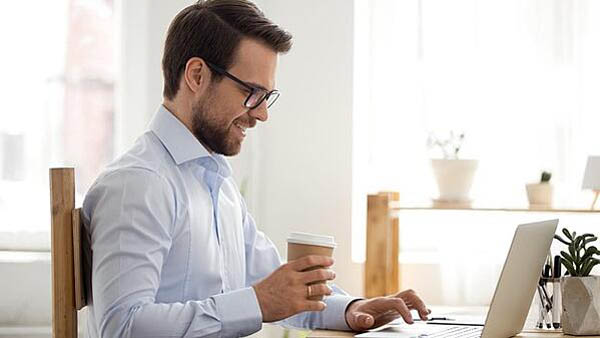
[357,219,559,338]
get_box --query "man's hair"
[162,0,293,100]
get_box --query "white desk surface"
[308,330,587,337]
[307,306,598,337]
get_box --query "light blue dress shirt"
[82,105,357,337]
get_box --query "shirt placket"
[201,161,231,292]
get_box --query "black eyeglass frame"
[205,61,280,109]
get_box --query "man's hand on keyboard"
[345,289,431,331]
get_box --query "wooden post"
[365,192,400,298]
[50,168,77,338]
[384,192,400,295]
[592,190,600,210]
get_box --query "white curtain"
[356,0,600,304]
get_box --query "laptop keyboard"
[421,326,483,338]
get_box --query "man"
[82,1,430,337]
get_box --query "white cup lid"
[287,232,336,248]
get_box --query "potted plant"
[554,228,600,335]
[427,131,478,203]
[526,171,553,208]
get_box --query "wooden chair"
[49,168,92,338]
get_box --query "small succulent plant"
[426,131,465,159]
[540,171,552,183]
[554,228,600,277]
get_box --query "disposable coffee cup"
[287,232,337,301]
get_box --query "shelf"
[390,201,600,213]
[365,192,600,299]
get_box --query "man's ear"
[183,57,211,94]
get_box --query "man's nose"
[249,102,268,122]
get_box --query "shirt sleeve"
[83,168,262,338]
[240,198,360,331]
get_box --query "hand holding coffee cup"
[252,254,336,322]
[287,232,337,301]
[252,232,337,322]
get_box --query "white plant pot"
[561,276,600,335]
[525,183,553,207]
[431,159,478,202]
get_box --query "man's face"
[191,38,278,156]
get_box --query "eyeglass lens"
[245,90,280,109]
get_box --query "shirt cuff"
[321,295,362,331]
[212,287,263,337]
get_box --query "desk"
[308,329,597,337]
[307,306,600,337]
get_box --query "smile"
[233,122,247,136]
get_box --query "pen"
[538,278,553,329]
[414,317,455,321]
[536,285,546,329]
[542,259,553,329]
[552,255,562,329]
[542,289,552,328]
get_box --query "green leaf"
[541,172,552,182]
[569,245,578,264]
[562,228,573,241]
[561,250,574,263]
[580,257,593,270]
[574,237,583,251]
[561,257,578,276]
[581,259,600,277]
[579,247,587,262]
[580,261,591,277]
[554,234,570,245]
[581,246,598,262]
[574,238,584,262]
[583,237,598,248]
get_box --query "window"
[358,0,600,204]
[353,0,600,303]
[0,0,116,250]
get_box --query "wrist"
[251,285,267,321]
[344,298,365,329]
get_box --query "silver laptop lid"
[481,219,558,338]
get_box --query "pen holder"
[532,277,559,330]
[561,276,600,335]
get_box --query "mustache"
[234,116,257,128]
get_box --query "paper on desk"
[389,314,486,326]
[427,314,485,326]
[355,323,448,338]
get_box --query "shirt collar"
[149,105,232,177]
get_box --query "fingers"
[299,268,336,284]
[376,312,402,324]
[289,255,334,272]
[298,300,327,312]
[351,312,375,330]
[307,283,333,298]
[388,298,413,324]
[397,289,429,320]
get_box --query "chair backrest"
[50,168,92,338]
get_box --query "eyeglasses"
[205,61,280,109]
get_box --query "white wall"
[0,1,365,334]
[254,0,363,297]
[115,0,195,154]
[0,1,196,332]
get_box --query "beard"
[191,91,254,156]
